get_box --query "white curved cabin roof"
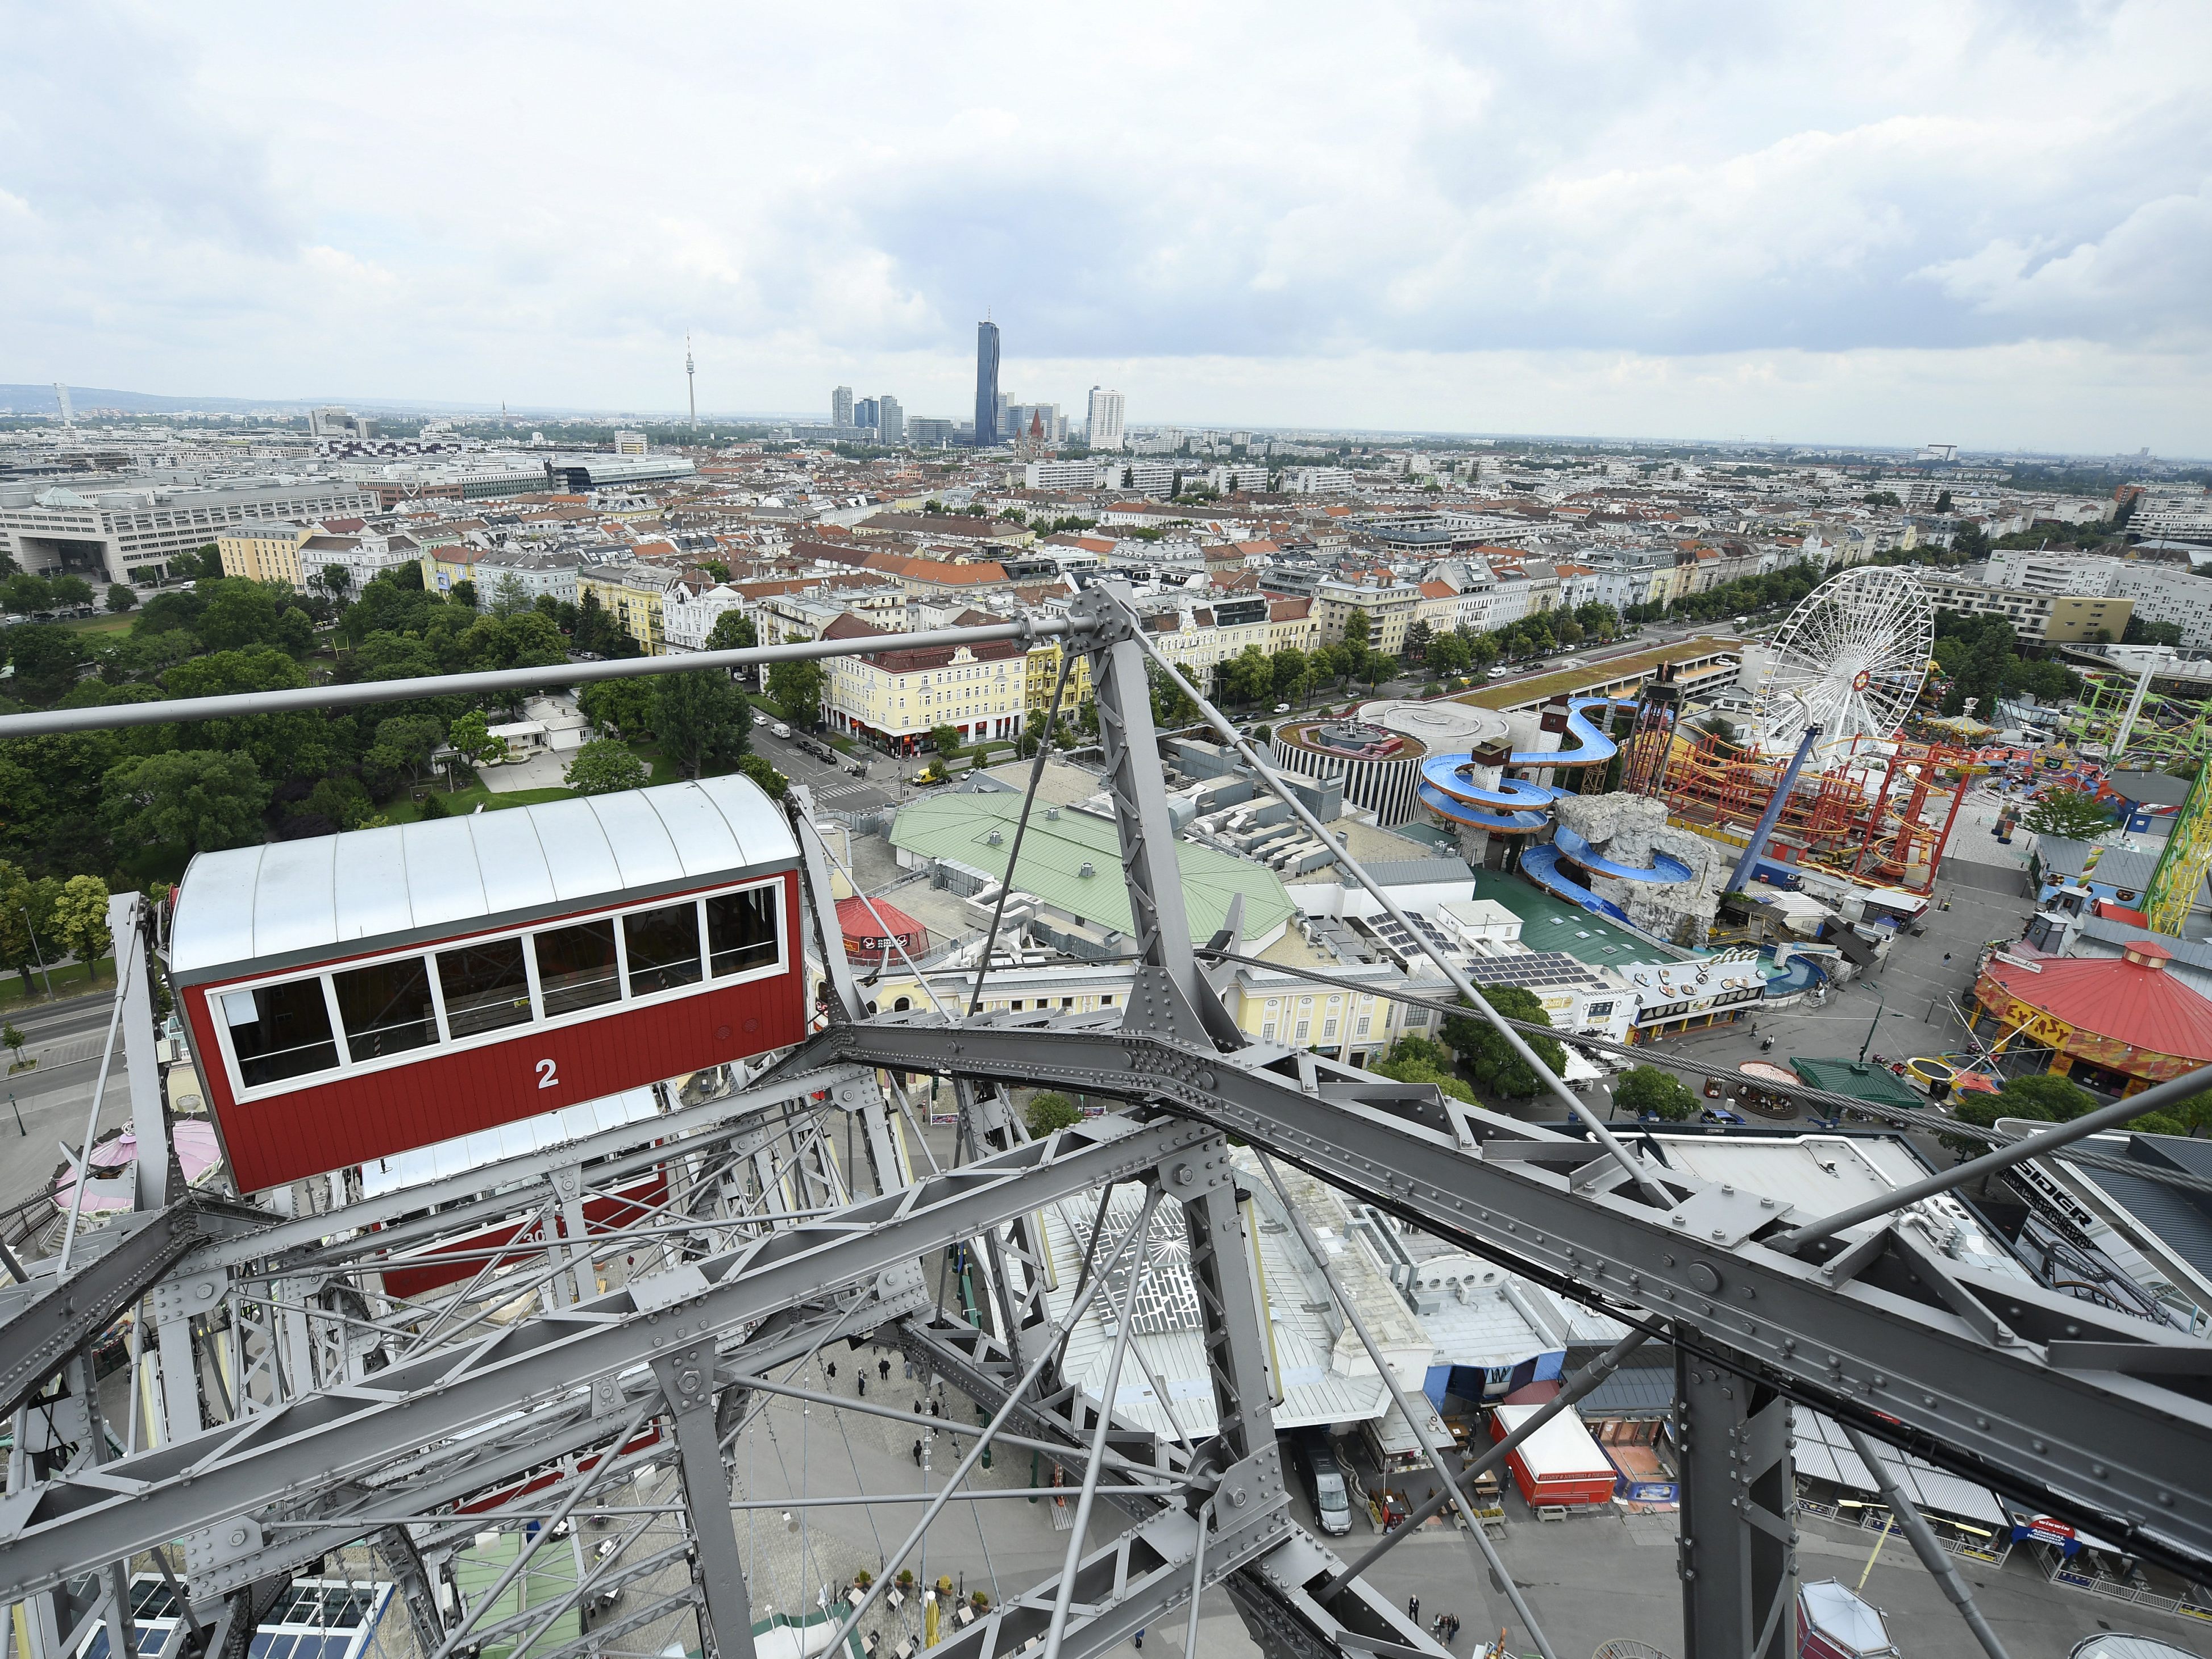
[169,775,797,980]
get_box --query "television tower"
[685,332,697,429]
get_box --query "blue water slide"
[1518,842,1636,924]
[1506,697,1637,768]
[1552,823,1695,885]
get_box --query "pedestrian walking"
[826,1361,837,1381]
[856,1376,866,1398]
[879,1357,892,1382]
[912,1440,923,1467]
[1408,1595,1419,1624]
[1133,1631,1144,1650]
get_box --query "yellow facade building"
[577,565,678,655]
[215,521,312,590]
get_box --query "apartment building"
[1918,575,2132,643]
[1973,550,2212,648]
[822,613,1029,752]
[215,521,311,588]
[1314,572,1420,653]
[0,477,377,585]
[577,564,681,654]
[472,546,580,605]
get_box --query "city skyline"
[5,3,2210,453]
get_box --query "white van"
[770,722,792,739]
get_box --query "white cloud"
[1,0,2207,451]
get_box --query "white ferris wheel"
[1753,567,1934,746]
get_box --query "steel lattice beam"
[0,1113,1208,1599]
[809,1015,2212,1575]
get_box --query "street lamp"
[19,909,53,1000]
[1858,991,1893,1063]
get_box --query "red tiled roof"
[1983,943,2212,1063]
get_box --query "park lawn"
[382,783,578,822]
[1,955,117,1012]
[57,613,136,637]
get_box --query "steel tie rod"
[1779,1060,2212,1252]
[1837,1421,2012,1659]
[1317,1323,1652,1597]
[1253,1149,1558,1659]
[1119,600,1670,1209]
[0,616,1079,739]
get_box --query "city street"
[751,720,899,815]
[0,986,137,1224]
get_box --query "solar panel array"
[1462,950,1608,992]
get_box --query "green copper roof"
[1465,868,1692,965]
[891,793,1298,946]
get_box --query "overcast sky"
[6,2,2209,454]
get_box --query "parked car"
[1486,667,1509,679]
[1699,1106,1747,1126]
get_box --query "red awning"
[1984,940,2212,1063]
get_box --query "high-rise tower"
[685,333,697,428]
[974,319,1001,447]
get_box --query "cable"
[1191,946,2212,1201]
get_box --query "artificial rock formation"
[1549,791,1723,946]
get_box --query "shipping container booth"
[1488,1402,1619,1507]
[167,776,806,1192]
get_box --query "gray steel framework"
[0,587,2207,1659]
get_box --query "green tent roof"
[1787,1057,1923,1110]
[891,793,1298,946]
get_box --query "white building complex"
[1086,386,1126,451]
[0,477,378,585]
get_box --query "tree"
[6,625,88,704]
[931,724,963,756]
[47,575,94,609]
[652,670,751,779]
[2023,788,2117,842]
[3,1024,23,1067]
[563,739,650,796]
[738,753,789,800]
[1370,1036,1475,1104]
[360,714,444,801]
[705,610,758,652]
[766,659,825,728]
[101,751,269,858]
[578,676,656,736]
[1933,489,1955,515]
[1024,1091,1083,1136]
[2124,617,2185,647]
[1440,986,1566,1098]
[1615,1066,1697,1121]
[3,572,53,614]
[446,710,507,779]
[450,580,479,610]
[1994,1073,2098,1122]
[485,572,533,617]
[105,583,138,613]
[318,564,354,604]
[1403,619,1435,663]
[1341,608,1371,654]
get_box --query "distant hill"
[0,384,512,417]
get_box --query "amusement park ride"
[0,582,2209,1659]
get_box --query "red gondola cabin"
[167,776,806,1192]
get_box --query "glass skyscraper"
[974,319,1000,447]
